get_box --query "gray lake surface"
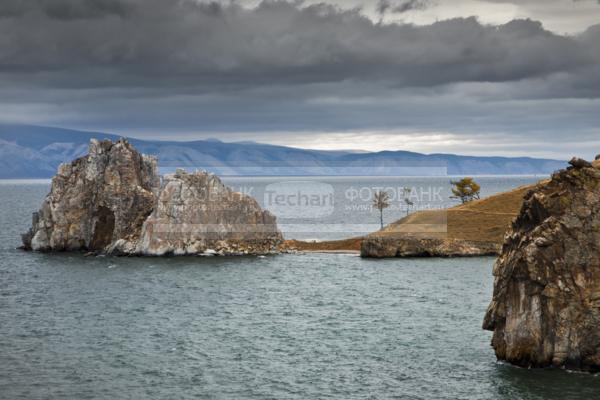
[2,178,600,399]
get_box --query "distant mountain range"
[0,124,566,178]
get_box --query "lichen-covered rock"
[21,139,159,252]
[361,236,499,258]
[22,139,282,256]
[483,158,600,371]
[135,169,282,256]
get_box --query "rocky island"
[21,139,282,256]
[483,157,600,371]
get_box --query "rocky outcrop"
[22,139,282,256]
[131,169,282,256]
[22,139,159,252]
[360,185,531,258]
[361,236,499,258]
[483,157,600,371]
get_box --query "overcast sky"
[1,0,599,159]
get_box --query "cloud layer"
[0,0,599,158]
[1,0,597,87]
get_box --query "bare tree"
[373,190,390,230]
[403,187,414,216]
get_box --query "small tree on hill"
[403,187,414,216]
[450,177,481,204]
[373,190,390,230]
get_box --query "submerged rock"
[22,139,282,256]
[483,158,600,371]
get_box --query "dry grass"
[376,184,536,243]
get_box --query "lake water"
[2,178,600,399]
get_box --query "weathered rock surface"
[22,139,282,256]
[133,169,282,256]
[361,237,498,258]
[483,157,600,371]
[22,139,159,252]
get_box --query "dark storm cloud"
[0,0,132,19]
[0,0,597,91]
[0,0,599,158]
[376,0,392,16]
[377,0,430,22]
[392,0,430,13]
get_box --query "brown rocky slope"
[483,157,600,371]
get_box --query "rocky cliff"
[132,170,281,256]
[483,157,600,371]
[22,139,159,252]
[22,139,282,256]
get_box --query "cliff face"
[133,170,282,256]
[22,139,159,252]
[483,158,600,371]
[22,139,282,256]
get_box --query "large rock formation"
[22,139,159,252]
[132,170,281,256]
[483,157,600,371]
[22,139,282,256]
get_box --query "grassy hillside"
[374,184,536,243]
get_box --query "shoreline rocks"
[361,236,499,258]
[483,157,600,371]
[22,139,282,256]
